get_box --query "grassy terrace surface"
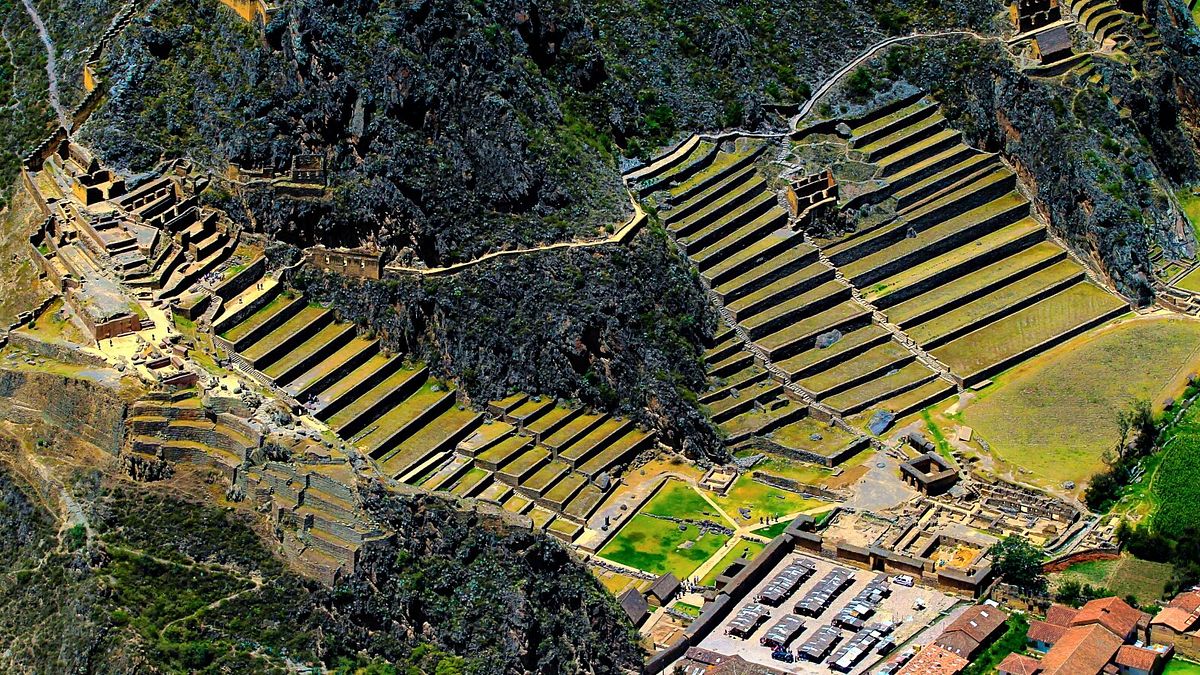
[878,129,960,169]
[542,413,602,449]
[241,305,327,360]
[892,153,995,203]
[559,418,629,462]
[524,460,570,493]
[875,378,955,417]
[932,281,1126,377]
[524,405,577,436]
[885,143,977,185]
[693,207,787,266]
[768,416,856,457]
[579,429,650,475]
[283,336,376,396]
[458,421,515,454]
[851,100,931,136]
[757,301,868,352]
[777,324,889,377]
[529,507,555,529]
[720,400,803,437]
[669,168,759,222]
[886,241,1065,325]
[544,471,587,505]
[564,484,607,520]
[841,192,1027,280]
[740,280,847,332]
[864,220,1047,304]
[356,382,453,452]
[508,397,553,424]
[727,263,834,317]
[316,353,396,406]
[421,460,468,491]
[857,112,944,155]
[907,258,1085,344]
[262,322,351,380]
[962,317,1200,486]
[709,237,813,291]
[503,494,531,513]
[823,361,935,412]
[797,340,910,394]
[713,473,824,521]
[669,177,765,232]
[449,467,490,496]
[547,517,583,539]
[325,365,425,429]
[708,381,781,417]
[381,406,480,473]
[220,292,296,341]
[476,432,531,466]
[681,191,773,245]
[500,446,551,478]
[476,481,512,503]
[666,145,752,198]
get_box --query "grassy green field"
[1154,402,1200,540]
[699,538,766,586]
[643,479,728,523]
[962,317,1200,486]
[1052,555,1174,605]
[597,515,730,578]
[1166,658,1200,675]
[712,473,824,523]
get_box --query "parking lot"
[696,552,959,674]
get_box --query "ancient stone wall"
[0,368,127,453]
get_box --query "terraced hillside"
[634,96,1129,441]
[212,277,655,543]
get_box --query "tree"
[990,535,1047,594]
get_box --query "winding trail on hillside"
[19,0,68,128]
[790,29,1003,128]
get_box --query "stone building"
[1011,0,1062,33]
[304,245,384,280]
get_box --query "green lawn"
[643,479,726,522]
[1180,189,1200,244]
[1166,658,1200,675]
[963,317,1200,487]
[699,538,765,586]
[1052,555,1173,605]
[712,473,824,523]
[598,514,730,578]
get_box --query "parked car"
[771,647,795,663]
[891,575,915,587]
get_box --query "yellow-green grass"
[962,316,1200,487]
[316,353,395,405]
[598,514,731,578]
[700,538,766,586]
[1166,659,1200,675]
[887,241,1064,326]
[931,282,1126,377]
[777,324,889,376]
[666,144,747,197]
[765,418,857,459]
[524,460,570,493]
[863,219,1046,303]
[1180,189,1200,244]
[543,413,604,449]
[798,340,910,394]
[578,429,649,475]
[477,434,533,467]
[544,471,587,505]
[739,279,846,332]
[525,405,577,436]
[529,507,556,529]
[1052,555,1174,605]
[857,111,944,155]
[823,362,934,412]
[502,493,531,513]
[711,473,825,523]
[1154,402,1200,539]
[709,236,812,291]
[644,479,727,522]
[219,291,295,341]
[851,100,929,136]
[718,400,803,438]
[873,378,955,419]
[727,263,832,317]
[757,302,868,352]
[449,467,489,496]
[357,382,452,453]
[325,366,426,430]
[284,336,375,395]
[672,601,703,618]
[692,205,787,265]
[652,140,714,185]
[564,484,608,520]
[547,516,582,539]
[381,406,479,474]
[22,298,90,344]
[1177,266,1200,294]
[501,446,551,478]
[241,305,327,360]
[670,177,765,233]
[262,321,350,379]
[597,569,641,595]
[877,128,958,169]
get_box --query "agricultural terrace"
[1153,399,1200,540]
[1050,554,1174,606]
[961,316,1200,487]
[597,479,733,578]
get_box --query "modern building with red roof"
[895,643,970,675]
[1152,589,1200,660]
[935,605,1008,659]
[1015,597,1166,675]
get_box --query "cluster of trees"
[1084,399,1157,511]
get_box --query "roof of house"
[935,630,981,658]
[896,644,970,675]
[1046,605,1079,627]
[1113,645,1161,672]
[941,605,1008,646]
[1027,619,1069,645]
[1152,606,1198,633]
[649,572,681,602]
[997,652,1043,675]
[1038,624,1124,675]
[617,588,648,625]
[1070,597,1146,638]
[1171,590,1200,613]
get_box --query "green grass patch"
[672,601,702,618]
[1166,658,1200,675]
[961,614,1029,675]
[963,317,1200,487]
[711,473,824,523]
[643,479,725,522]
[598,514,730,578]
[699,538,765,586]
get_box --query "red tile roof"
[1070,597,1146,639]
[1027,620,1068,645]
[997,652,1042,675]
[1152,606,1198,633]
[1038,624,1124,675]
[1171,590,1200,613]
[1114,645,1161,672]
[896,644,970,675]
[1045,605,1079,627]
[941,605,1008,646]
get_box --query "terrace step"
[708,349,755,380]
[670,177,768,239]
[850,100,937,148]
[285,337,380,402]
[456,421,517,457]
[488,393,529,417]
[578,428,655,477]
[313,353,405,416]
[907,258,1087,349]
[874,377,957,420]
[562,483,610,522]
[637,143,719,197]
[858,113,947,163]
[667,144,769,210]
[665,166,760,226]
[241,306,333,371]
[726,262,838,323]
[708,237,819,302]
[320,364,427,435]
[680,193,778,254]
[449,466,493,498]
[705,333,744,364]
[884,238,1065,328]
[383,406,482,480]
[741,280,852,340]
[360,386,458,458]
[264,321,356,387]
[708,380,784,424]
[523,405,584,443]
[692,207,790,272]
[755,301,873,362]
[421,455,475,492]
[497,446,552,486]
[778,325,893,387]
[701,368,770,404]
[893,153,998,211]
[878,130,963,178]
[476,434,535,471]
[518,460,571,499]
[505,397,556,430]
[541,471,588,511]
[797,340,914,399]
[557,418,633,467]
[541,413,608,453]
[822,362,938,416]
[222,291,303,351]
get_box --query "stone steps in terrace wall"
[319,363,426,433]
